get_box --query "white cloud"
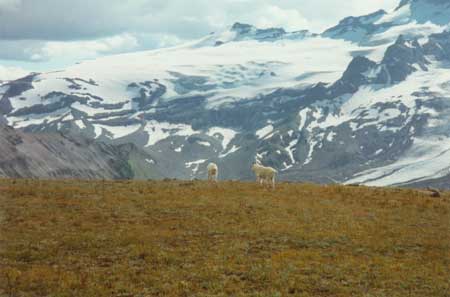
[0,0,401,69]
[0,64,28,81]
[0,33,139,62]
[38,33,139,61]
[148,33,184,48]
[234,5,310,31]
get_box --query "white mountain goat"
[207,163,218,182]
[252,163,277,189]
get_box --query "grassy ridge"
[0,179,449,296]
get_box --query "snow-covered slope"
[3,33,357,120]
[2,0,450,187]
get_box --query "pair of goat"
[207,163,277,189]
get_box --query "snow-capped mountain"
[196,22,316,47]
[2,0,450,187]
[324,0,450,46]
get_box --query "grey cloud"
[0,0,225,41]
[0,0,135,40]
[0,0,400,41]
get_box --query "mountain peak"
[230,22,254,33]
[394,34,407,45]
[230,22,287,38]
[193,22,313,48]
[395,0,411,10]
[335,9,386,26]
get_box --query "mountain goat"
[207,163,218,182]
[252,163,277,189]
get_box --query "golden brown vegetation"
[0,179,449,297]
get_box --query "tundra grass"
[0,179,449,296]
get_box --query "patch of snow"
[94,125,103,138]
[219,145,240,158]
[374,149,384,155]
[256,125,274,139]
[327,131,337,142]
[185,159,207,175]
[174,145,184,152]
[207,127,237,150]
[197,140,211,147]
[8,108,71,129]
[94,123,140,140]
[304,138,320,166]
[75,119,86,129]
[298,109,309,131]
[145,121,196,146]
[285,139,298,164]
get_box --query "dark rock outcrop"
[377,35,429,84]
[424,30,450,60]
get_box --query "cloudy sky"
[0,0,399,78]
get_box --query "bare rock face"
[0,124,157,180]
[424,30,450,60]
[378,35,430,84]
